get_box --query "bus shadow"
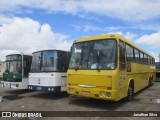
[130,82,158,103]
[68,96,126,111]
[4,89,33,94]
[133,82,157,97]
[154,79,160,82]
[3,94,24,101]
[30,92,69,100]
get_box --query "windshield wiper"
[97,63,100,72]
[75,65,80,71]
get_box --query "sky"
[0,0,160,61]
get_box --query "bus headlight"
[68,88,75,93]
[100,91,106,97]
[106,92,111,97]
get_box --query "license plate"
[37,87,42,90]
[82,91,90,95]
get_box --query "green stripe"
[3,74,23,79]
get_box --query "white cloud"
[135,32,160,62]
[105,31,137,41]
[0,50,20,61]
[73,24,160,33]
[72,24,122,32]
[137,25,160,31]
[124,32,138,41]
[135,32,160,48]
[150,52,159,62]
[0,0,160,21]
[0,16,72,60]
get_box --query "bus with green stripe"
[0,61,5,81]
[1,53,32,89]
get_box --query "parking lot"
[0,81,160,120]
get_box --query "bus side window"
[126,44,134,61]
[134,48,140,62]
[140,52,144,62]
[119,40,126,70]
[23,60,27,68]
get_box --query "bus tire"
[126,82,134,101]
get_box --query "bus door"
[119,40,126,97]
[23,56,32,78]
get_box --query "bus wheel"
[126,83,134,101]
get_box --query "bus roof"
[74,34,154,58]
[32,49,69,54]
[6,53,32,57]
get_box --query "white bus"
[0,61,5,81]
[28,50,70,92]
[1,53,32,89]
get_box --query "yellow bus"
[67,34,156,101]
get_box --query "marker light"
[68,88,75,93]
[100,91,106,97]
[106,92,111,97]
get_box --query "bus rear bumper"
[67,86,119,101]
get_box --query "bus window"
[126,44,134,61]
[140,52,144,62]
[148,56,151,64]
[70,42,89,69]
[42,51,58,71]
[144,54,147,63]
[134,48,140,61]
[153,58,155,64]
[69,39,117,70]
[57,51,69,72]
[31,52,42,72]
[119,40,126,70]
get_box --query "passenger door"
[119,40,126,97]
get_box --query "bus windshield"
[42,51,58,71]
[5,55,22,74]
[31,51,58,72]
[69,39,117,70]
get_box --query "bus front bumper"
[28,85,61,92]
[1,81,25,89]
[67,86,119,101]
